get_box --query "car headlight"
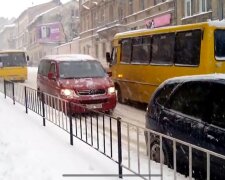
[108,87,115,94]
[60,89,77,98]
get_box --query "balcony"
[97,23,127,39]
[81,0,102,10]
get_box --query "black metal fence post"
[24,86,28,114]
[41,92,46,126]
[117,117,123,178]
[12,82,15,105]
[3,80,6,99]
[69,101,73,146]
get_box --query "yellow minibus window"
[131,36,151,64]
[175,30,201,66]
[215,29,225,60]
[121,39,132,63]
[151,33,175,65]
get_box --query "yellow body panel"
[110,22,225,103]
[0,67,27,81]
[0,50,28,81]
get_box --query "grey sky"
[0,0,70,19]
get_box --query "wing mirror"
[107,71,112,77]
[106,52,112,64]
[48,72,56,80]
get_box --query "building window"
[95,44,99,58]
[71,9,75,17]
[102,42,106,57]
[217,0,223,20]
[139,0,145,10]
[185,0,192,17]
[128,0,133,15]
[109,5,114,21]
[199,0,207,12]
[87,14,90,29]
[154,0,166,5]
[100,8,105,23]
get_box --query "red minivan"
[37,54,117,113]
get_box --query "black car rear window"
[169,82,211,120]
[210,83,225,128]
[59,60,106,78]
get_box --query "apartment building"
[12,0,60,51]
[27,0,79,66]
[0,24,16,49]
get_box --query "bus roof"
[114,20,225,39]
[42,54,97,62]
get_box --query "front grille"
[77,89,106,96]
[80,99,108,104]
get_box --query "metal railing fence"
[1,79,225,180]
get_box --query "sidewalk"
[0,95,126,180]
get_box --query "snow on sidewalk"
[0,95,127,180]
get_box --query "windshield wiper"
[60,77,81,79]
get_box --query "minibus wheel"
[116,86,126,104]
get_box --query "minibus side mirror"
[48,72,56,80]
[106,52,112,64]
[107,71,112,77]
[27,55,29,61]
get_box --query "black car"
[145,74,225,180]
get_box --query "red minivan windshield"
[59,60,106,79]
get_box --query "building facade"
[0,24,16,49]
[27,0,79,66]
[11,0,61,52]
[176,0,225,25]
[27,6,62,66]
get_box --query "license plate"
[86,104,102,109]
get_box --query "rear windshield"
[59,60,106,78]
[0,52,27,67]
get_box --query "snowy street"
[0,69,190,180]
[0,92,133,180]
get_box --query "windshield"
[59,60,106,79]
[0,52,27,67]
[215,29,225,60]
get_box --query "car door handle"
[207,134,218,142]
[162,117,169,122]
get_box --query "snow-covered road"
[0,94,124,180]
[0,84,187,180]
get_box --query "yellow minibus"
[0,50,29,82]
[106,21,225,104]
